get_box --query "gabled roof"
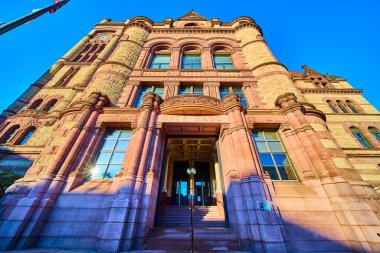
[176,10,209,21]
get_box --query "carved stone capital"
[275,92,298,109]
[204,81,220,88]
[221,93,243,113]
[164,81,180,87]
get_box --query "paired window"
[29,99,43,110]
[0,126,35,145]
[134,85,164,107]
[91,129,131,179]
[213,55,234,69]
[179,85,203,95]
[43,99,57,112]
[150,55,170,69]
[220,86,247,107]
[253,130,298,181]
[327,100,339,113]
[72,43,106,62]
[350,127,373,149]
[55,67,80,87]
[0,125,20,144]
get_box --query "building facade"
[0,11,380,252]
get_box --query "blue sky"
[1,0,379,111]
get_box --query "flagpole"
[0,0,70,35]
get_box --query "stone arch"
[0,124,20,144]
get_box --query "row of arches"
[0,125,36,146]
[327,100,359,114]
[350,126,380,149]
[28,99,58,112]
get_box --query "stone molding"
[300,88,363,94]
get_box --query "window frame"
[252,130,298,181]
[178,85,203,95]
[181,54,202,70]
[149,54,171,69]
[16,127,36,146]
[369,127,380,143]
[350,127,374,149]
[213,54,234,70]
[220,86,248,107]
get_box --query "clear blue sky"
[1,0,379,111]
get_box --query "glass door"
[173,179,188,206]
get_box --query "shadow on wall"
[0,147,33,220]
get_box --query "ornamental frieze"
[160,94,223,115]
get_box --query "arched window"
[350,127,373,149]
[182,47,201,69]
[43,99,58,112]
[17,127,36,146]
[0,125,20,144]
[29,99,43,110]
[212,47,234,69]
[369,127,380,143]
[346,101,359,114]
[55,67,80,87]
[327,100,339,113]
[149,46,171,69]
[337,101,349,114]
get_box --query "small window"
[220,86,247,107]
[337,101,349,114]
[179,85,203,95]
[253,130,298,181]
[91,129,131,179]
[29,99,43,110]
[43,99,58,112]
[369,127,380,143]
[346,101,359,114]
[350,127,373,149]
[0,125,20,144]
[182,55,201,69]
[17,127,36,146]
[134,85,164,107]
[213,55,234,69]
[150,55,170,69]
[327,100,339,113]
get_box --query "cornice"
[151,28,235,34]
[300,88,363,94]
[96,22,125,27]
[102,108,139,114]
[246,109,285,115]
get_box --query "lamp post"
[187,165,196,206]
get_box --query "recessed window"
[150,55,170,69]
[134,85,164,107]
[369,127,380,143]
[182,55,201,69]
[179,85,203,95]
[43,99,58,112]
[91,129,131,179]
[213,55,234,69]
[252,130,298,181]
[17,127,36,146]
[0,125,20,144]
[350,127,373,149]
[346,101,359,114]
[220,86,247,107]
[29,99,43,110]
[337,101,349,114]
[327,100,339,113]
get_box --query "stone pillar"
[0,92,109,250]
[164,81,180,98]
[169,47,180,69]
[218,93,287,252]
[204,81,220,99]
[202,47,213,69]
[118,80,140,107]
[275,92,380,252]
[98,93,162,252]
[242,81,258,108]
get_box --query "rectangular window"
[214,55,234,69]
[150,55,170,69]
[220,86,247,107]
[252,130,298,181]
[179,85,203,95]
[91,129,131,179]
[182,55,201,69]
[134,85,164,107]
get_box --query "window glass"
[18,128,36,146]
[231,87,247,107]
[150,55,170,69]
[30,99,42,110]
[154,86,164,98]
[350,127,373,149]
[369,127,380,143]
[193,86,203,95]
[253,130,298,181]
[134,86,151,107]
[182,55,201,69]
[179,86,192,95]
[44,100,57,112]
[91,129,132,179]
[214,55,234,69]
[337,101,349,114]
[220,87,230,99]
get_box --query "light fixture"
[187,144,196,175]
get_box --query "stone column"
[118,80,140,107]
[164,81,180,98]
[202,47,213,69]
[204,81,220,99]
[242,81,258,108]
[169,47,180,69]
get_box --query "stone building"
[0,11,380,252]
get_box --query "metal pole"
[0,0,70,35]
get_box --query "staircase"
[141,205,246,252]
